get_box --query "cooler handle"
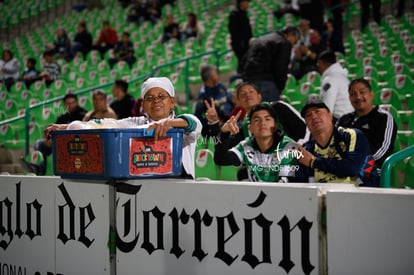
[143,128,155,137]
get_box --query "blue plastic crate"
[52,128,184,180]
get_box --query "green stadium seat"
[386,74,414,99]
[4,99,19,118]
[28,122,44,144]
[373,88,403,110]
[194,148,218,180]
[78,93,93,111]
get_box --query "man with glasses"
[46,77,202,179]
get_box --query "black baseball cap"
[300,99,330,118]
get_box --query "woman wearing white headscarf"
[46,77,202,178]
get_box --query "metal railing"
[0,48,232,156]
[380,145,414,188]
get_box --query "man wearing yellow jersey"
[296,99,371,186]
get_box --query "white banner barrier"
[0,176,111,275]
[326,188,414,274]
[115,180,320,275]
[1,175,414,275]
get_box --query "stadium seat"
[373,88,403,110]
[3,99,19,118]
[29,104,56,128]
[9,81,26,94]
[78,93,93,111]
[0,123,17,142]
[218,165,239,181]
[30,80,47,98]
[386,74,414,99]
[8,89,31,109]
[194,148,218,180]
[28,121,44,144]
[299,70,321,88]
[49,79,71,97]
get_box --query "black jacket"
[336,106,397,167]
[240,31,292,91]
[228,8,252,61]
[110,93,135,119]
[56,107,87,124]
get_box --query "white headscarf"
[141,77,175,98]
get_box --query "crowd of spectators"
[1,0,410,186]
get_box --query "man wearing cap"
[46,77,202,179]
[296,99,372,186]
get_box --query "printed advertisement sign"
[129,137,173,175]
[0,176,111,275]
[54,134,104,174]
[115,180,320,275]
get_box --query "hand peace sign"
[204,98,219,124]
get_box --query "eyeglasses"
[143,94,170,103]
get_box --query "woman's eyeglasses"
[143,94,170,103]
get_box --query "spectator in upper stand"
[228,0,253,72]
[161,14,180,44]
[273,0,300,19]
[20,57,41,89]
[0,49,21,91]
[108,31,137,69]
[360,0,381,31]
[92,21,118,59]
[110,79,135,119]
[88,0,103,9]
[48,27,71,61]
[70,21,93,59]
[324,1,345,54]
[290,28,326,80]
[298,0,324,32]
[39,50,60,87]
[180,12,204,42]
[298,19,311,46]
[83,90,118,121]
[127,0,147,24]
[320,19,334,51]
[317,50,353,121]
[144,1,161,24]
[336,78,397,186]
[194,64,234,136]
[240,26,300,103]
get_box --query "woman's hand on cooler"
[147,118,172,141]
